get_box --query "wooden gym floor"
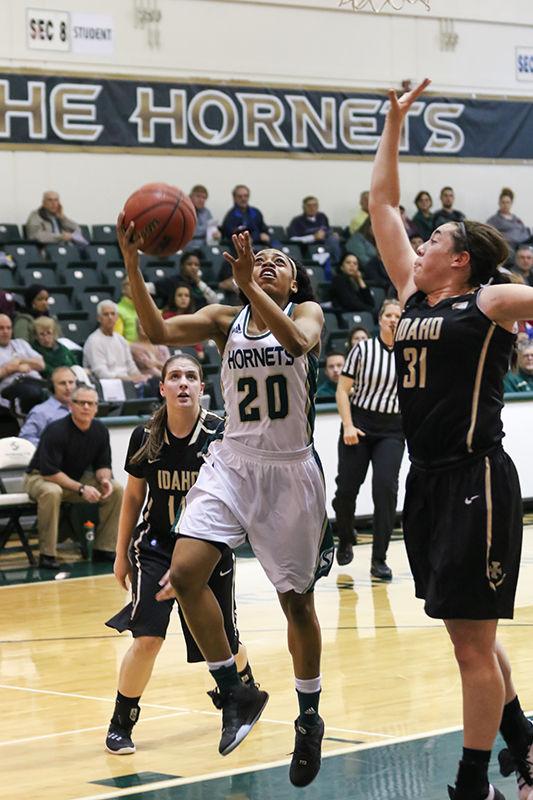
[2,530,533,800]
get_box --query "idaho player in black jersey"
[104,354,254,755]
[371,79,533,800]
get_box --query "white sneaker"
[499,742,533,800]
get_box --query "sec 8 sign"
[26,9,70,52]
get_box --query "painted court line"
[0,711,189,747]
[68,721,472,800]
[0,683,393,740]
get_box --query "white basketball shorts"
[175,437,333,594]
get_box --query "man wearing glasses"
[24,384,122,570]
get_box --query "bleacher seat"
[317,281,332,304]
[4,244,43,269]
[47,288,76,314]
[86,244,120,268]
[0,224,22,245]
[369,287,386,310]
[79,224,92,243]
[323,311,341,341]
[143,264,175,284]
[77,287,116,315]
[92,224,117,244]
[19,264,58,287]
[100,261,126,292]
[62,318,97,346]
[46,244,81,271]
[326,330,350,353]
[339,310,375,332]
[280,243,302,261]
[0,270,21,290]
[268,225,287,242]
[62,263,100,290]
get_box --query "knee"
[132,636,163,658]
[452,640,495,671]
[169,561,199,599]
[37,482,63,503]
[283,593,316,627]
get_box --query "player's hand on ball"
[113,553,132,590]
[117,212,144,267]
[343,424,365,446]
[223,231,255,290]
[155,569,177,601]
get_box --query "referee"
[332,299,404,577]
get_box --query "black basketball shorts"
[105,527,239,662]
[403,447,523,620]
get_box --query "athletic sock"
[454,748,491,800]
[500,695,533,759]
[238,661,255,686]
[207,657,240,693]
[111,691,141,731]
[295,676,321,727]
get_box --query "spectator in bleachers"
[26,191,88,247]
[0,290,16,319]
[220,184,271,246]
[32,316,78,379]
[13,284,60,344]
[345,217,378,269]
[503,342,533,394]
[24,383,122,570]
[0,313,45,416]
[409,233,424,253]
[187,184,220,249]
[512,245,533,287]
[130,323,171,380]
[349,191,369,234]
[83,300,151,390]
[433,186,465,228]
[316,351,345,402]
[287,196,341,265]
[348,325,370,349]
[115,277,139,343]
[148,251,217,311]
[162,283,195,319]
[486,187,532,250]
[412,191,435,239]
[19,366,75,447]
[330,254,375,314]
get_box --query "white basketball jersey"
[220,303,318,452]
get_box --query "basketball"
[120,182,197,257]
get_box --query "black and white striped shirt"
[342,337,399,414]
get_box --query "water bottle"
[83,521,95,561]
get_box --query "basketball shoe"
[208,681,269,756]
[499,741,533,799]
[289,716,325,787]
[447,785,506,800]
[105,723,136,754]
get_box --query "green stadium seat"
[0,224,22,245]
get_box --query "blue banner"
[0,71,532,160]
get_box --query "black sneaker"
[208,682,269,756]
[447,785,506,800]
[371,559,393,581]
[105,723,135,754]
[336,542,353,566]
[498,744,533,799]
[38,554,62,570]
[289,716,325,787]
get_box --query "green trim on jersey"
[305,352,319,444]
[242,302,294,340]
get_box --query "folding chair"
[0,437,37,565]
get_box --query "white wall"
[107,397,533,518]
[0,0,533,229]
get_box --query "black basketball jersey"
[125,409,222,541]
[394,289,515,468]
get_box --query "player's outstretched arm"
[224,232,323,356]
[117,216,233,348]
[479,284,533,330]
[369,78,431,306]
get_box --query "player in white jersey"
[119,223,334,787]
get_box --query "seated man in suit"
[24,384,122,570]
